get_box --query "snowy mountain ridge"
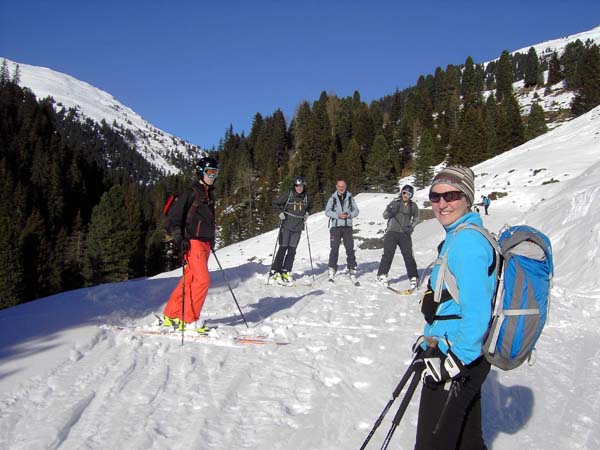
[510,24,600,60]
[3,58,201,174]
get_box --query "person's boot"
[281,271,293,287]
[377,274,389,287]
[410,277,418,290]
[162,315,179,329]
[349,268,359,286]
[328,267,336,282]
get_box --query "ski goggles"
[428,190,465,203]
[401,190,413,198]
[204,167,220,178]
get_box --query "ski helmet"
[293,175,306,187]
[401,184,414,198]
[195,156,219,178]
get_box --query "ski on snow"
[386,285,417,296]
[328,274,360,287]
[103,324,290,346]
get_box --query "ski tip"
[387,286,416,295]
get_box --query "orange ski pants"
[163,240,211,323]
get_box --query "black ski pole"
[212,249,249,328]
[304,219,315,281]
[359,357,421,450]
[379,365,424,450]
[432,379,460,435]
[266,223,281,285]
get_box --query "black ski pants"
[414,356,491,450]
[328,226,357,271]
[272,228,302,273]
[377,230,418,279]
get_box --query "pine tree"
[432,67,447,112]
[451,106,487,166]
[496,50,513,102]
[525,102,548,140]
[11,64,21,84]
[571,43,600,115]
[484,94,500,156]
[352,101,374,163]
[292,101,312,177]
[0,213,24,308]
[546,52,563,86]
[414,129,435,189]
[497,94,525,152]
[365,133,394,192]
[333,98,354,151]
[561,40,585,90]
[0,59,9,85]
[461,56,478,107]
[524,47,542,87]
[347,138,364,193]
[83,185,134,284]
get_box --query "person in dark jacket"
[163,156,218,332]
[325,179,360,284]
[269,175,311,286]
[376,184,420,290]
[414,165,495,450]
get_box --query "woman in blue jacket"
[415,165,496,450]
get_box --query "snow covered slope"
[3,58,200,174]
[512,24,600,60]
[1,105,599,450]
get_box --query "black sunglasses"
[429,191,465,203]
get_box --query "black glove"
[422,348,467,386]
[386,204,398,215]
[180,238,191,255]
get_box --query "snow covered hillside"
[2,58,200,174]
[1,105,599,450]
[511,25,600,62]
[488,25,600,125]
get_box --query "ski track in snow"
[0,272,426,450]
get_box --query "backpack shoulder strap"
[185,185,208,227]
[434,223,500,305]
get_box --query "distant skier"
[162,156,219,333]
[269,176,311,286]
[482,195,491,215]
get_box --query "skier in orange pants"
[163,156,219,332]
[163,240,211,325]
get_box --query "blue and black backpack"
[428,224,554,370]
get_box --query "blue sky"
[1,1,599,150]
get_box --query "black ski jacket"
[273,190,311,233]
[168,181,216,244]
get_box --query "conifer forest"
[1,40,599,308]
